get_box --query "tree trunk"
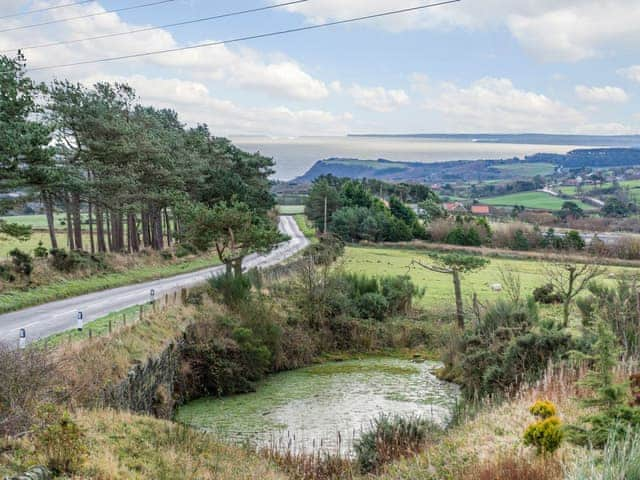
[96,206,106,253]
[452,270,465,329]
[164,208,172,247]
[141,209,151,248]
[233,257,243,277]
[88,201,95,254]
[105,211,112,252]
[128,213,139,253]
[71,192,83,251]
[65,194,75,251]
[44,192,58,250]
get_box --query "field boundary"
[357,240,640,268]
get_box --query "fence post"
[139,305,143,322]
[108,319,112,334]
[123,313,126,327]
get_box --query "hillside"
[292,148,640,184]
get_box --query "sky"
[1,0,639,137]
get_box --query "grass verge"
[0,256,219,314]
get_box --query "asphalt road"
[0,216,309,345]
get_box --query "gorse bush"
[532,284,562,304]
[354,415,440,473]
[209,272,252,309]
[49,248,107,273]
[9,248,32,281]
[442,297,572,398]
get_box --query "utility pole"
[323,195,328,234]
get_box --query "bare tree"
[411,253,489,329]
[544,260,605,327]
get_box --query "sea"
[231,135,593,181]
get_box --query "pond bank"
[175,357,460,456]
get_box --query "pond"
[175,357,460,455]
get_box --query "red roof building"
[471,205,490,215]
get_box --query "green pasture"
[342,246,630,322]
[481,191,594,211]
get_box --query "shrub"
[523,414,563,455]
[529,400,557,419]
[209,273,252,308]
[533,284,562,304]
[0,345,54,436]
[160,249,173,260]
[49,248,107,273]
[34,408,87,475]
[445,224,482,246]
[175,242,198,258]
[33,241,49,258]
[9,248,33,280]
[380,275,424,315]
[357,292,389,321]
[354,415,440,473]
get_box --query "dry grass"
[2,409,286,480]
[262,448,355,480]
[52,301,220,407]
[465,452,563,480]
[371,362,604,480]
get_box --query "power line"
[0,1,94,20]
[1,0,310,54]
[18,0,461,73]
[0,0,177,34]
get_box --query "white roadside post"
[77,311,84,331]
[18,328,26,349]
[150,288,156,304]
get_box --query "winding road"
[0,216,309,345]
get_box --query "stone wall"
[102,339,182,418]
[3,466,51,480]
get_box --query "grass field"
[277,204,305,215]
[342,246,629,322]
[482,191,594,211]
[0,231,93,257]
[495,162,556,177]
[1,213,88,230]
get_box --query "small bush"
[33,241,49,258]
[354,415,440,473]
[209,273,252,308]
[49,248,107,273]
[9,248,33,280]
[175,243,197,258]
[34,408,87,475]
[533,284,562,304]
[357,292,389,321]
[529,400,557,419]
[160,249,173,260]
[523,400,563,455]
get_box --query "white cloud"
[329,81,343,93]
[0,2,329,101]
[80,74,350,136]
[274,0,640,62]
[422,77,585,133]
[618,65,640,83]
[349,84,409,112]
[575,85,628,104]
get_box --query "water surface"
[176,358,460,455]
[231,135,587,180]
